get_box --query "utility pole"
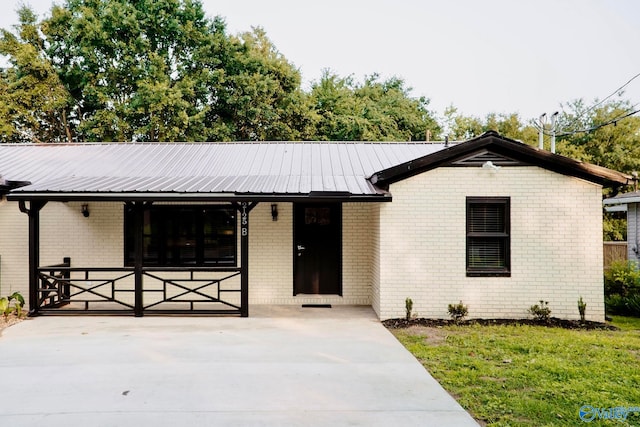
[550,112,559,154]
[538,113,546,149]
[538,111,559,153]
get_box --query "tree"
[1,1,444,143]
[442,106,537,145]
[0,6,74,143]
[484,113,538,145]
[206,27,316,141]
[309,71,440,141]
[308,72,367,141]
[42,0,226,141]
[0,1,318,142]
[442,106,483,141]
[555,99,640,174]
[553,98,640,241]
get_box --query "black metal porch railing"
[37,265,135,314]
[37,257,72,308]
[37,260,242,315]
[142,268,241,314]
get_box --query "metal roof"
[0,142,448,201]
[3,133,629,202]
[604,190,640,205]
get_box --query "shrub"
[529,300,551,322]
[578,297,586,322]
[605,294,640,317]
[447,301,468,323]
[405,298,413,321]
[0,291,25,319]
[604,260,640,297]
[0,297,9,318]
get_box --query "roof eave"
[603,191,640,205]
[369,131,632,188]
[6,191,393,203]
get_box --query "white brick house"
[0,132,631,321]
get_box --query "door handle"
[297,244,306,256]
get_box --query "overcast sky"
[2,0,639,122]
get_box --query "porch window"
[466,197,510,276]
[125,205,236,266]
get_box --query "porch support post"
[133,201,145,317]
[237,202,257,317]
[19,200,47,316]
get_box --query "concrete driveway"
[0,306,478,426]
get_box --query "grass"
[391,316,640,426]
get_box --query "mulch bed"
[382,317,618,330]
[0,316,25,335]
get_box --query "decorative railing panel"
[142,268,241,314]
[37,267,135,313]
[37,261,242,315]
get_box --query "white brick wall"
[40,202,124,268]
[248,202,374,305]
[341,203,374,305]
[0,201,124,300]
[247,203,294,303]
[0,200,28,297]
[0,200,375,308]
[371,204,381,315]
[375,166,606,322]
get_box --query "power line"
[556,107,640,137]
[581,71,640,117]
[545,71,640,136]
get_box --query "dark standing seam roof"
[0,142,448,201]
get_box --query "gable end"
[450,150,529,167]
[369,131,631,188]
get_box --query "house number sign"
[241,202,249,237]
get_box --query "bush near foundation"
[605,261,640,317]
[0,291,25,319]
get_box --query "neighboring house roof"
[0,132,631,202]
[604,190,640,206]
[370,131,632,188]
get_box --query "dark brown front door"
[294,203,342,295]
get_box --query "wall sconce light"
[271,203,278,221]
[482,160,501,172]
[81,204,90,218]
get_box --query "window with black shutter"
[466,197,510,276]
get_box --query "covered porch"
[12,194,381,317]
[16,197,258,317]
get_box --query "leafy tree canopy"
[555,99,640,174]
[442,106,538,146]
[1,0,637,160]
[0,7,73,142]
[0,1,440,143]
[309,71,440,141]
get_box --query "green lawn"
[391,316,640,426]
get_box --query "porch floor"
[44,303,377,318]
[251,304,377,318]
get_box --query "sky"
[1,0,639,122]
